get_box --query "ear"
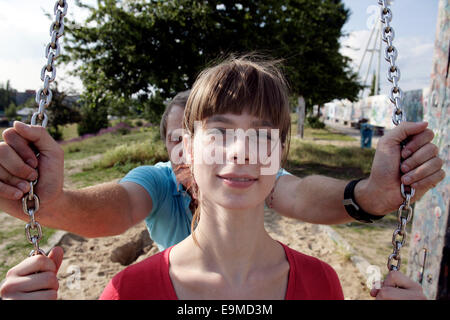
[183,133,193,164]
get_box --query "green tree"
[47,85,82,140]
[0,80,17,113]
[62,0,363,132]
[26,84,82,140]
[77,89,109,136]
[5,102,18,121]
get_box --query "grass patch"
[69,134,169,188]
[290,113,356,142]
[93,140,168,169]
[62,126,160,161]
[60,119,153,142]
[0,227,56,252]
[0,227,25,242]
[0,226,56,280]
[286,139,375,179]
[60,123,80,141]
[69,166,133,188]
[305,128,356,142]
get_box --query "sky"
[0,0,440,98]
[340,0,439,97]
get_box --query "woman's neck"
[174,202,282,284]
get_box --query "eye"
[203,128,228,145]
[206,128,226,135]
[256,129,272,141]
[169,135,183,144]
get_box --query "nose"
[225,130,251,164]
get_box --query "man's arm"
[271,174,353,224]
[0,122,151,237]
[40,181,152,237]
[272,122,445,224]
[1,181,152,238]
[270,175,381,224]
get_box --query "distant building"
[15,90,36,106]
[323,88,426,130]
[16,107,35,122]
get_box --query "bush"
[77,104,109,136]
[306,116,326,129]
[93,140,168,169]
[67,145,81,153]
[122,119,134,128]
[48,127,63,141]
[115,127,131,135]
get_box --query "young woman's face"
[188,112,283,210]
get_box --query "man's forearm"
[289,175,381,225]
[35,182,133,237]
[295,175,351,224]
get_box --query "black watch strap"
[343,178,384,223]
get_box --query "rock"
[110,230,153,266]
[56,233,87,247]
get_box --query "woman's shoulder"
[100,247,177,300]
[285,245,335,273]
[281,244,344,300]
[122,248,167,275]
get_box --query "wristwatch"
[343,178,384,223]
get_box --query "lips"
[217,173,258,189]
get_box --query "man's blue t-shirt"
[120,161,291,251]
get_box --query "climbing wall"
[407,0,450,300]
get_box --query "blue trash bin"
[360,123,373,148]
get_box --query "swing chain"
[22,0,68,257]
[378,0,415,272]
[378,0,405,126]
[33,0,68,128]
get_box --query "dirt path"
[64,154,104,189]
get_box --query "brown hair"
[159,89,191,141]
[182,54,292,240]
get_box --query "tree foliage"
[23,84,82,140]
[46,85,82,140]
[62,0,363,130]
[5,102,18,121]
[0,80,17,113]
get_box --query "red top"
[100,242,344,300]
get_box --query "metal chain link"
[23,0,68,257]
[378,0,415,272]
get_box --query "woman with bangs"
[99,56,344,300]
